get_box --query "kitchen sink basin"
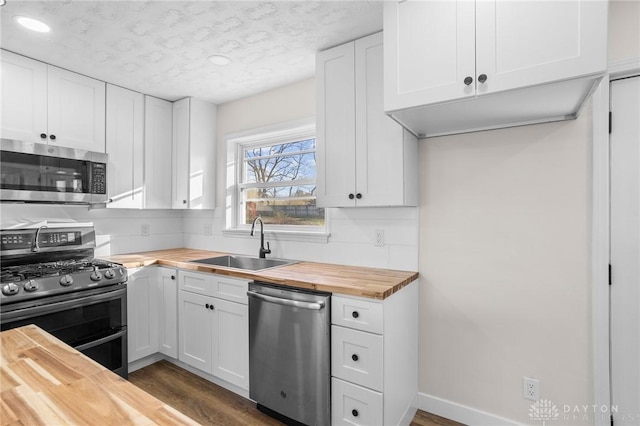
[191,255,296,271]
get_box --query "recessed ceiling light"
[15,16,50,33]
[0,0,7,7]
[208,55,231,66]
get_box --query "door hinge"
[609,264,612,286]
[611,414,614,426]
[609,111,612,134]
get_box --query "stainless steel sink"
[191,255,296,271]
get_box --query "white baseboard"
[418,392,520,426]
[399,394,419,426]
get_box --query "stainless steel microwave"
[0,139,108,204]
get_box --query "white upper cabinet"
[1,50,106,152]
[106,84,144,209]
[384,0,608,137]
[316,32,417,208]
[172,97,216,210]
[144,96,173,209]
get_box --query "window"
[227,120,326,235]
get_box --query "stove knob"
[24,280,39,292]
[2,283,19,296]
[90,271,103,281]
[104,269,115,279]
[60,275,74,286]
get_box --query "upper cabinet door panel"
[316,42,356,208]
[47,65,106,152]
[144,96,173,209]
[384,0,476,111]
[172,98,190,209]
[475,0,608,95]
[0,51,48,142]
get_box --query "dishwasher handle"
[247,290,326,310]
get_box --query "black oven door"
[0,285,128,378]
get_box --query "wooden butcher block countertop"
[0,325,199,426]
[106,248,418,300]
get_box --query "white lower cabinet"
[331,281,418,426]
[178,270,249,390]
[127,267,178,364]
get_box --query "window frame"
[224,118,330,242]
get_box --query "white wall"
[608,0,640,63]
[0,205,182,257]
[183,78,419,271]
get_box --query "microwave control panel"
[91,163,106,194]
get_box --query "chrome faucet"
[250,216,271,259]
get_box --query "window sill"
[222,228,330,243]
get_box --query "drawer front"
[213,275,248,305]
[332,377,383,426]
[332,295,383,334]
[178,270,215,296]
[332,325,383,391]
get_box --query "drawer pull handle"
[352,409,359,417]
[352,311,359,319]
[352,354,359,362]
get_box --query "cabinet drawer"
[332,325,383,391]
[332,377,383,426]
[332,295,383,334]
[179,270,215,296]
[178,270,248,304]
[212,275,248,305]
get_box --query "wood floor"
[128,360,464,426]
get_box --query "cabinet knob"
[348,193,355,200]
[206,303,210,309]
[352,311,359,319]
[40,133,47,139]
[183,200,187,204]
[478,74,487,84]
[49,134,56,141]
[352,354,359,362]
[355,193,362,200]
[170,275,175,280]
[464,76,473,86]
[352,409,359,417]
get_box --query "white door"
[127,268,159,362]
[475,0,607,96]
[144,96,173,209]
[316,41,357,208]
[172,98,190,209]
[610,76,640,425]
[106,84,144,209]
[157,268,178,358]
[0,51,48,142]
[47,65,106,152]
[211,298,249,390]
[178,290,212,373]
[383,0,476,111]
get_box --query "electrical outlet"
[523,377,540,401]
[141,223,149,237]
[374,229,384,247]
[204,223,213,236]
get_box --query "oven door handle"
[75,328,127,352]
[0,287,126,322]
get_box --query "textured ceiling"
[0,1,382,104]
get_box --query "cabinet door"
[187,98,217,210]
[178,290,213,373]
[127,268,159,362]
[106,84,144,209]
[47,65,106,152]
[144,96,173,209]
[211,298,249,390]
[172,98,190,209]
[354,33,417,207]
[475,0,607,95]
[0,50,47,142]
[157,268,178,358]
[383,0,476,112]
[316,42,357,208]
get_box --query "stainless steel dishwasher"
[248,281,331,426]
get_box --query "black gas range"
[0,224,129,378]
